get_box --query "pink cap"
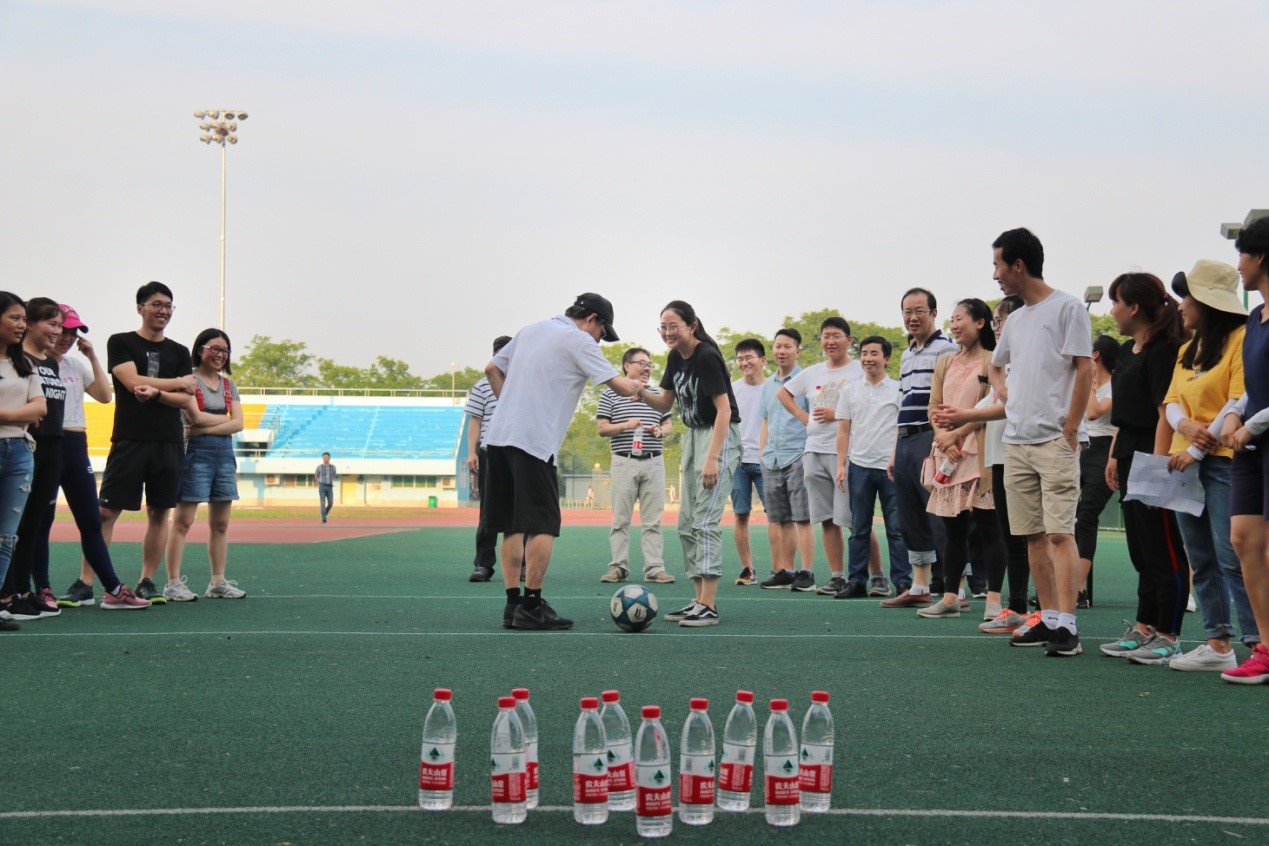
[512,688,530,700]
[811,691,829,704]
[498,696,516,708]
[689,698,709,710]
[59,304,88,333]
[601,690,620,703]
[770,699,789,711]
[580,697,599,709]
[641,705,661,719]
[736,690,754,704]
[433,688,452,701]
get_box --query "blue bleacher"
[258,405,465,460]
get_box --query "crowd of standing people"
[0,282,246,633]
[467,223,1269,685]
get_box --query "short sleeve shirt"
[60,356,94,430]
[1111,337,1180,460]
[760,367,808,469]
[28,355,66,439]
[598,387,670,454]
[106,332,193,443]
[782,360,863,454]
[464,378,498,447]
[732,379,766,463]
[660,344,739,431]
[835,376,902,470]
[0,358,43,440]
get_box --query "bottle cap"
[580,697,599,709]
[433,688,452,701]
[735,690,754,704]
[498,696,516,708]
[770,699,789,711]
[601,690,621,703]
[811,691,830,704]
[689,697,709,710]
[511,688,530,700]
[641,705,661,719]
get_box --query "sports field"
[3,516,1266,845]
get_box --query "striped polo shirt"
[464,377,498,447]
[897,330,956,428]
[598,387,670,454]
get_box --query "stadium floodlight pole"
[194,109,249,330]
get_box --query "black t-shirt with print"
[28,355,66,439]
[660,343,740,430]
[106,331,193,443]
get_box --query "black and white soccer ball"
[610,585,658,633]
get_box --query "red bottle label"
[636,785,672,816]
[718,761,753,792]
[574,773,610,804]
[491,772,526,803]
[799,763,832,793]
[609,761,635,792]
[679,773,715,805]
[526,760,539,791]
[418,761,453,791]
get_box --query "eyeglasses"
[146,301,175,313]
[819,333,848,342]
[627,359,652,368]
[657,323,684,335]
[990,318,1003,330]
[736,355,760,363]
[202,346,230,357]
[902,308,930,319]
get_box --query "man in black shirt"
[95,282,194,602]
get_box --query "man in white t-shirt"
[989,228,1092,658]
[730,338,768,585]
[484,293,642,631]
[776,316,863,595]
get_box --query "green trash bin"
[428,496,438,508]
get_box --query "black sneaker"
[1076,590,1091,609]
[27,592,60,617]
[469,565,494,583]
[59,579,96,607]
[511,599,573,631]
[678,604,719,627]
[502,600,519,629]
[5,596,52,620]
[791,570,817,592]
[136,578,167,604]
[0,616,18,631]
[815,575,848,596]
[735,568,755,586]
[664,602,702,622]
[834,582,869,599]
[1045,627,1082,657]
[760,570,796,590]
[1010,620,1053,648]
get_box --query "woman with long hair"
[1100,273,1191,662]
[1073,335,1119,608]
[918,298,1005,618]
[162,328,246,601]
[1160,262,1258,671]
[0,292,44,630]
[636,300,740,627]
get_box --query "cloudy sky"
[2,1,1266,379]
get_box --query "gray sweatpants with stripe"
[677,423,741,579]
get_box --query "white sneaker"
[1186,594,1197,613]
[163,576,199,602]
[1169,643,1238,672]
[205,579,247,599]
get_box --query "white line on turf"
[1,805,1265,825]
[12,629,994,640]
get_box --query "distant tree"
[234,336,316,388]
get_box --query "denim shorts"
[178,435,239,503]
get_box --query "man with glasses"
[597,347,675,585]
[97,282,195,603]
[484,293,642,630]
[775,316,863,594]
[730,339,768,585]
[881,288,956,608]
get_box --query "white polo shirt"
[835,376,901,470]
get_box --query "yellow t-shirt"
[1164,326,1245,458]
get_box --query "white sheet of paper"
[1123,451,1206,517]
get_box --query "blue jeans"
[0,437,35,589]
[847,463,908,587]
[1175,456,1260,645]
[319,484,334,521]
[730,462,765,515]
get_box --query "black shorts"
[484,445,561,537]
[98,440,185,511]
[1230,444,1269,519]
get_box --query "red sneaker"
[102,585,152,611]
[1221,643,1269,685]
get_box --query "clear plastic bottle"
[573,697,610,825]
[933,456,959,485]
[490,696,527,825]
[510,688,539,809]
[763,698,800,827]
[600,690,636,811]
[717,690,757,812]
[418,688,456,810]
[678,697,715,826]
[635,705,673,838]
[799,690,834,813]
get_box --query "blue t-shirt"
[1243,304,1269,419]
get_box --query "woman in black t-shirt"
[637,301,741,628]
[1103,273,1190,663]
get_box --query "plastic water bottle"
[764,699,800,827]
[717,690,757,812]
[418,688,456,810]
[799,691,834,812]
[933,457,959,485]
[600,690,636,811]
[511,688,539,809]
[573,697,609,825]
[631,421,644,456]
[635,705,673,838]
[679,698,715,826]
[490,696,527,825]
